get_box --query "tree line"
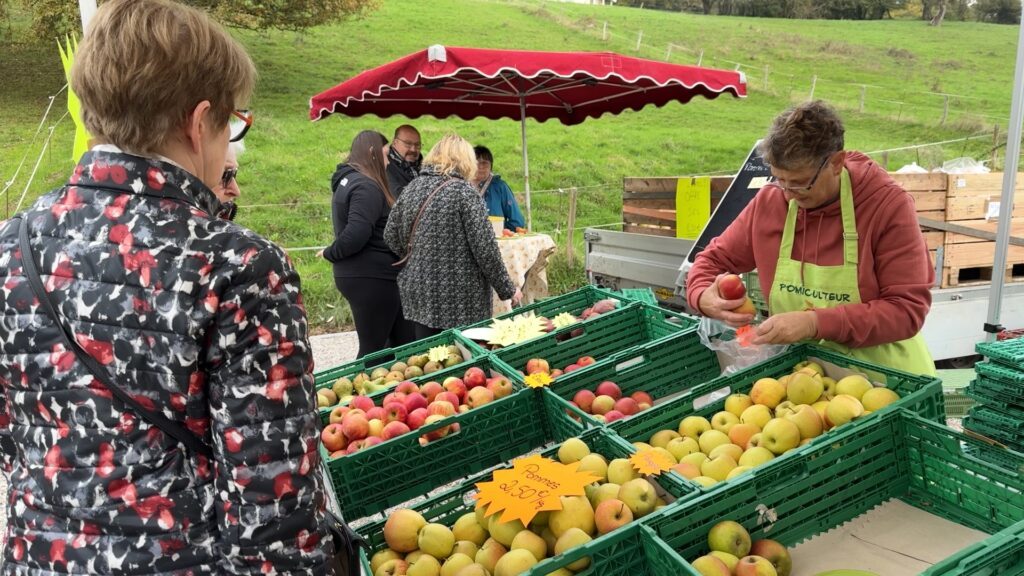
[620,0,1022,24]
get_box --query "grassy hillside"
[1,0,1019,334]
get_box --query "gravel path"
[0,332,359,556]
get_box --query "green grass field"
[1,0,1019,334]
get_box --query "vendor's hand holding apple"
[699,274,755,327]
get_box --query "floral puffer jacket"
[0,150,333,575]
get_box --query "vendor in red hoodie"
[686,101,936,375]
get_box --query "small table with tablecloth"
[491,233,557,316]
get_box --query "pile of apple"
[316,345,467,409]
[690,520,791,576]
[320,367,514,458]
[637,361,900,487]
[567,381,653,423]
[368,437,667,576]
[523,355,597,381]
[719,274,756,316]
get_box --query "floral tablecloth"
[492,233,557,315]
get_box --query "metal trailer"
[584,226,1024,364]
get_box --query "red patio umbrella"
[310,45,747,227]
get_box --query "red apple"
[596,381,622,400]
[345,439,366,454]
[328,405,350,424]
[422,414,452,441]
[321,423,347,452]
[382,401,408,424]
[577,356,596,367]
[550,369,563,378]
[365,406,385,422]
[419,381,443,402]
[443,377,468,401]
[719,273,747,300]
[407,408,428,430]
[630,391,653,407]
[613,397,639,416]
[463,367,487,389]
[362,436,382,448]
[592,395,615,415]
[341,413,369,441]
[350,396,374,413]
[402,392,428,414]
[525,358,550,375]
[427,400,456,418]
[573,390,596,413]
[329,449,345,459]
[604,410,625,423]
[435,391,461,408]
[564,363,582,373]
[466,386,495,409]
[749,539,792,576]
[395,381,419,395]
[382,392,406,407]
[381,421,411,440]
[487,377,514,399]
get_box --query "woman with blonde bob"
[0,0,334,573]
[386,134,522,337]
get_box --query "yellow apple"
[709,442,744,463]
[861,387,900,412]
[577,453,608,481]
[589,482,621,508]
[384,509,427,553]
[652,447,679,465]
[692,554,732,576]
[510,529,547,561]
[607,458,639,485]
[729,423,761,448]
[741,404,773,429]
[821,377,838,399]
[618,478,657,517]
[451,541,479,559]
[786,372,824,405]
[735,555,778,576]
[773,401,799,419]
[760,418,801,455]
[452,512,487,546]
[708,520,752,557]
[681,452,709,468]
[406,550,426,564]
[671,461,702,479]
[418,523,455,559]
[710,551,741,572]
[712,411,741,434]
[793,360,825,376]
[367,418,385,438]
[553,527,592,571]
[473,540,506,575]
[371,549,403,575]
[786,404,824,440]
[826,394,864,427]
[376,559,410,576]
[650,429,682,448]
[692,476,718,487]
[746,433,764,450]
[632,441,653,452]
[557,437,590,464]
[494,548,538,576]
[679,416,712,439]
[698,430,732,454]
[549,495,595,537]
[725,393,754,417]
[726,465,752,480]
[811,400,830,427]
[739,446,775,467]
[750,378,785,408]
[487,516,525,547]
[835,374,872,400]
[407,554,442,576]
[442,553,476,576]
[451,563,491,576]
[701,453,738,481]
[667,436,701,461]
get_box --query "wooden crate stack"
[888,173,947,268]
[621,176,733,237]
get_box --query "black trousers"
[335,276,415,358]
[413,322,444,341]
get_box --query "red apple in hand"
[719,274,747,300]
[321,423,347,452]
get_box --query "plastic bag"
[895,162,928,174]
[698,317,789,376]
[937,157,990,174]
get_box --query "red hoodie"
[686,152,934,348]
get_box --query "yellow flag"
[675,177,711,240]
[58,35,92,163]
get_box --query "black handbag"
[17,217,365,575]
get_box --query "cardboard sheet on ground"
[789,500,989,575]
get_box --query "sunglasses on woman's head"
[228,109,253,142]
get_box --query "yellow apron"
[768,169,936,377]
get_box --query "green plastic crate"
[354,428,696,575]
[968,404,1024,432]
[976,360,1024,385]
[321,384,586,522]
[926,520,1024,576]
[461,284,627,333]
[647,409,1024,576]
[494,302,695,377]
[968,378,1024,410]
[313,329,486,405]
[612,287,660,306]
[977,338,1024,369]
[317,352,524,425]
[607,343,944,493]
[962,417,1024,453]
[944,390,976,418]
[535,329,720,427]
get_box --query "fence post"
[602,21,607,41]
[635,30,643,52]
[763,65,769,91]
[809,75,817,100]
[993,124,1001,170]
[566,187,578,266]
[881,151,890,170]
[697,49,704,67]
[666,43,673,61]
[940,95,950,126]
[859,85,866,112]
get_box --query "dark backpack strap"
[393,178,452,267]
[18,217,214,458]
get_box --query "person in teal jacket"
[473,145,526,231]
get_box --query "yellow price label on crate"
[524,372,554,389]
[474,454,601,526]
[630,449,675,476]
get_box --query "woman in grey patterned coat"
[385,134,522,338]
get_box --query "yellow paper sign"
[630,449,675,476]
[427,345,450,363]
[524,372,554,389]
[675,177,711,240]
[474,454,601,526]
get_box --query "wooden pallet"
[622,176,732,237]
[943,263,1024,288]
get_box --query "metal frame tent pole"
[78,0,97,30]
[984,4,1024,339]
[520,97,532,230]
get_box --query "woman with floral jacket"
[0,1,333,574]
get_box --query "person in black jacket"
[386,124,422,196]
[322,130,415,356]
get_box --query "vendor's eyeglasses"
[221,167,238,188]
[228,109,253,142]
[768,155,830,194]
[395,136,421,150]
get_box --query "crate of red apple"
[523,356,655,424]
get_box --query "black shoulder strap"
[18,217,214,458]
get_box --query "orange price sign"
[630,449,675,476]
[474,454,601,526]
[523,372,554,389]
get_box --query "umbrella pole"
[520,99,532,230]
[985,7,1024,339]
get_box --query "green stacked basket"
[963,340,1024,452]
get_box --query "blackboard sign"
[685,140,772,263]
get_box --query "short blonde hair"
[71,0,256,155]
[423,134,477,180]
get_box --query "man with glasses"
[686,100,935,375]
[387,124,423,196]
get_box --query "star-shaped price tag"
[630,449,675,476]
[523,372,554,389]
[474,454,601,526]
[427,345,450,363]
